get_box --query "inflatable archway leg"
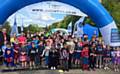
[100,21,119,46]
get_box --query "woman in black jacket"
[48,46,59,70]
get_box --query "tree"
[27,24,44,33]
[102,0,120,29]
[2,21,11,34]
[49,0,120,30]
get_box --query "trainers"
[114,69,117,72]
[53,67,56,70]
[58,70,63,72]
[51,67,54,70]
[116,69,119,72]
[106,67,110,70]
[104,67,107,70]
[99,66,102,69]
[96,65,98,68]
[30,66,33,69]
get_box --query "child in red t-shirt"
[81,44,89,70]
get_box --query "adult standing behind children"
[0,28,10,49]
[17,32,27,46]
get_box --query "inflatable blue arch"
[0,0,119,46]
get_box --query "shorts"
[75,52,81,59]
[30,54,35,61]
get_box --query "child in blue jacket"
[4,43,14,67]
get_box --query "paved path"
[0,69,120,74]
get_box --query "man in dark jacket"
[0,28,10,48]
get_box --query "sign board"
[29,1,87,16]
[111,28,120,43]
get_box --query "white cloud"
[18,8,56,21]
[7,12,61,27]
[40,13,55,21]
[7,12,29,26]
[7,1,79,27]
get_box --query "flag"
[21,18,24,32]
[74,16,86,37]
[76,16,85,29]
[67,22,72,33]
[10,16,18,36]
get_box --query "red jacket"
[81,47,89,57]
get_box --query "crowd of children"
[0,30,120,72]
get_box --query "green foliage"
[2,21,11,33]
[49,15,80,31]
[102,0,120,29]
[49,0,120,30]
[25,24,44,33]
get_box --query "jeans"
[62,59,69,70]
[5,61,14,67]
[90,56,96,69]
[45,56,49,65]
[96,55,103,68]
[35,55,40,66]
